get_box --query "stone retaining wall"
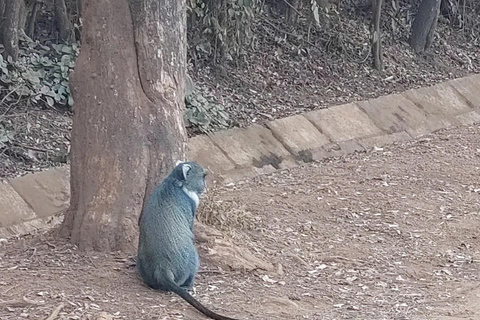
[1,74,479,238]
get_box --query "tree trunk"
[77,0,82,18]
[26,0,40,39]
[54,0,74,42]
[18,0,27,30]
[59,0,187,252]
[285,0,302,24]
[0,0,22,61]
[371,0,383,71]
[409,0,441,53]
[0,1,5,21]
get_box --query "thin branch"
[262,17,327,47]
[13,142,54,153]
[0,296,45,307]
[282,0,303,17]
[0,86,19,108]
[45,303,65,320]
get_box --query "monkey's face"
[177,161,207,197]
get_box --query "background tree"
[0,0,77,61]
[54,0,74,42]
[371,0,383,70]
[59,0,187,252]
[285,0,302,24]
[25,0,41,38]
[0,0,22,60]
[409,0,441,53]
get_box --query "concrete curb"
[1,73,479,237]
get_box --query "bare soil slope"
[1,124,480,319]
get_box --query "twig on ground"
[45,303,65,320]
[13,143,54,153]
[262,17,328,47]
[316,255,366,266]
[30,247,37,259]
[0,88,24,118]
[1,285,17,296]
[282,0,303,17]
[0,87,19,108]
[0,296,45,307]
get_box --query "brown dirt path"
[1,124,480,320]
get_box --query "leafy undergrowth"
[0,33,77,178]
[0,39,78,109]
[191,10,479,129]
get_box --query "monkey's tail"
[169,281,238,320]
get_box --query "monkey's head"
[173,161,207,196]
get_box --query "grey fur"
[137,161,237,320]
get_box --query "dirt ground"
[1,123,480,320]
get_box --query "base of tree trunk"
[409,0,441,53]
[0,0,21,61]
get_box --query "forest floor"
[1,123,479,320]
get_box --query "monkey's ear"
[175,160,184,166]
[181,163,192,180]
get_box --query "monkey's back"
[137,178,198,290]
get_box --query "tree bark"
[26,0,40,39]
[59,0,187,252]
[18,0,27,30]
[285,0,302,24]
[409,0,441,53]
[54,0,74,42]
[0,0,22,61]
[77,0,82,18]
[0,1,5,22]
[371,0,383,71]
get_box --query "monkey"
[137,161,238,320]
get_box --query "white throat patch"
[182,187,200,209]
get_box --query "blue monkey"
[137,161,238,320]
